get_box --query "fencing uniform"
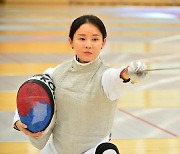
[13,56,129,154]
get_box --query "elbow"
[28,136,48,150]
[30,140,46,150]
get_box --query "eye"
[79,38,85,41]
[92,38,99,41]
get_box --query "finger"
[23,128,32,136]
[28,131,44,138]
[21,123,27,129]
[17,120,27,129]
[32,132,43,138]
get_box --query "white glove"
[127,60,147,83]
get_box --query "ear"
[68,37,73,48]
[101,38,106,49]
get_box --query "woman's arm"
[13,109,54,149]
[102,61,147,101]
[28,109,56,150]
[102,67,130,101]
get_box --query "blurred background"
[0,0,180,154]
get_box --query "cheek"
[74,45,83,53]
[73,41,84,49]
[95,41,104,48]
[94,44,102,53]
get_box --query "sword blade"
[145,67,180,72]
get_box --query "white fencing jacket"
[13,56,130,154]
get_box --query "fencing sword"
[126,61,180,82]
[145,67,180,72]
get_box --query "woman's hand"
[120,67,130,80]
[120,61,147,83]
[15,120,43,138]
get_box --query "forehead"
[75,23,102,35]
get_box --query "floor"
[0,3,180,154]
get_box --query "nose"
[85,40,92,49]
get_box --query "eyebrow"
[77,34,100,37]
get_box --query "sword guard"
[127,60,148,83]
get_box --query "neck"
[76,55,90,64]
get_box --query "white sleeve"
[43,65,59,78]
[13,109,20,124]
[102,67,130,101]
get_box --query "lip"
[84,51,92,55]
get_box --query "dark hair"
[69,15,107,40]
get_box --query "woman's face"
[69,23,106,63]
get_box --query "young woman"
[13,15,147,154]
